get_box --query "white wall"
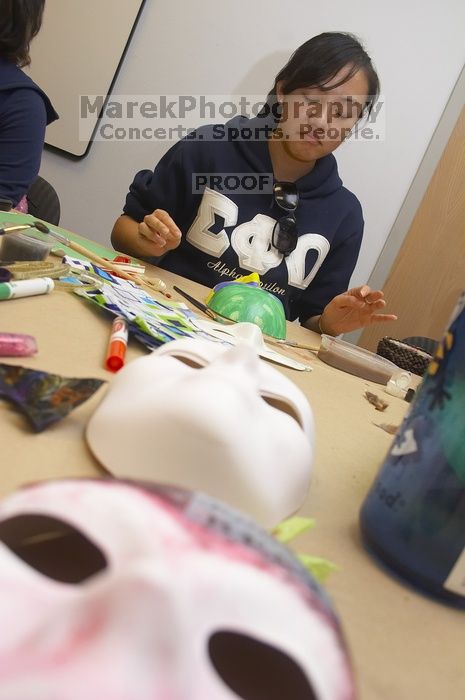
[39,0,465,288]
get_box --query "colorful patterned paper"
[65,257,223,349]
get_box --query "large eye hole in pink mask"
[0,514,107,583]
[209,631,317,699]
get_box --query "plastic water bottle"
[360,292,465,606]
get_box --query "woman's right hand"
[137,209,182,256]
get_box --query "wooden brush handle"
[64,239,167,294]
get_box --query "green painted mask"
[207,283,286,340]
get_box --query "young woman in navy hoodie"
[112,32,396,336]
[0,0,58,211]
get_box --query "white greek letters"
[231,214,282,274]
[186,187,238,256]
[285,234,330,290]
[187,189,331,289]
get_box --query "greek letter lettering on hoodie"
[123,114,364,323]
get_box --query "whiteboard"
[27,0,146,157]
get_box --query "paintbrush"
[173,285,234,323]
[270,338,320,351]
[0,223,37,236]
[173,285,319,351]
[0,221,170,298]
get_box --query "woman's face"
[275,66,370,162]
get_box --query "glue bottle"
[360,292,465,607]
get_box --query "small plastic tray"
[318,334,399,384]
[0,231,52,262]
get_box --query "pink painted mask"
[0,480,355,700]
[87,339,314,528]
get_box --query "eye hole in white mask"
[0,514,107,583]
[156,350,304,427]
[208,631,317,700]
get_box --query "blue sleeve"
[0,88,47,206]
[291,204,364,324]
[123,139,200,230]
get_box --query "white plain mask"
[0,480,355,700]
[87,339,315,528]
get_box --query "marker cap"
[0,283,12,301]
[106,341,127,372]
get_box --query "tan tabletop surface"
[0,260,463,700]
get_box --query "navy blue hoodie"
[123,114,363,323]
[0,58,58,206]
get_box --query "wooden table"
[0,238,463,699]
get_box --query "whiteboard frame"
[27,0,147,158]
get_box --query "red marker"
[105,316,128,372]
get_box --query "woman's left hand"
[319,285,397,335]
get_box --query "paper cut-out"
[0,364,105,432]
[66,257,220,348]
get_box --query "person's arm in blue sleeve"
[111,140,192,259]
[0,88,47,206]
[296,210,397,335]
[291,208,364,325]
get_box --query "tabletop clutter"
[0,216,463,698]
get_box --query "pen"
[105,316,128,372]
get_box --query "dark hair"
[268,32,380,118]
[0,0,45,67]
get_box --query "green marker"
[0,277,54,301]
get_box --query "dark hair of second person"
[0,0,46,67]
